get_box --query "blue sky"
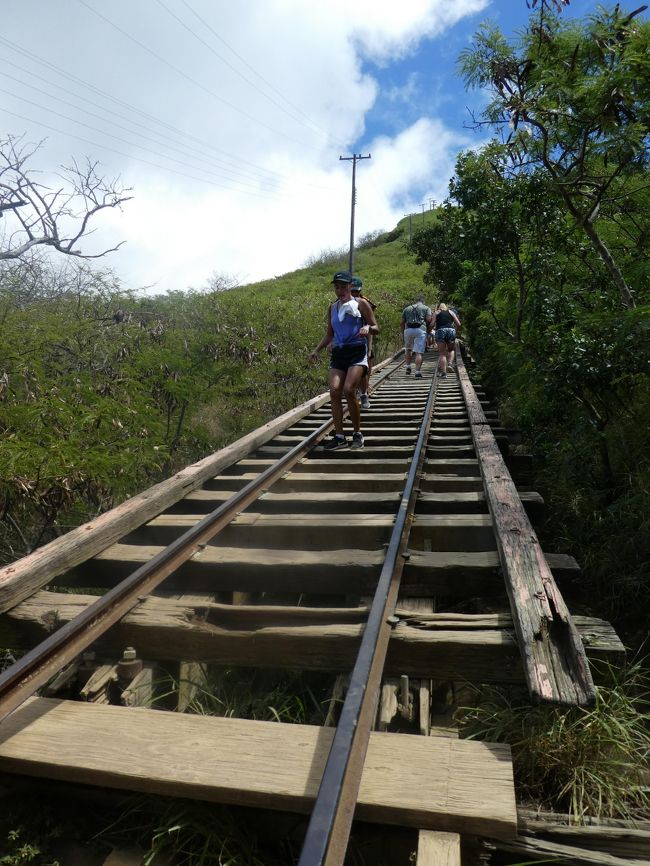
[0,0,626,292]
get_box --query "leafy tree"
[459,4,650,308]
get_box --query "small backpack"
[404,303,425,327]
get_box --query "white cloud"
[0,0,489,293]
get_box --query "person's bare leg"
[343,366,365,431]
[436,341,448,374]
[329,369,345,433]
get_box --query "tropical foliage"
[409,2,650,644]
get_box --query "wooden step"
[0,697,517,838]
[2,595,624,680]
[173,490,402,514]
[59,546,578,597]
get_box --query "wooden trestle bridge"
[0,347,639,866]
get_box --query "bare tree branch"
[0,135,132,261]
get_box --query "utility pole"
[429,198,435,210]
[340,153,371,273]
[420,203,427,223]
[403,213,413,243]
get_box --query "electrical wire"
[0,36,333,192]
[155,0,327,140]
[0,65,282,189]
[2,106,317,200]
[180,0,336,143]
[0,35,283,181]
[76,0,326,151]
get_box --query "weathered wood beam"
[493,833,646,866]
[54,544,578,598]
[0,593,625,681]
[517,810,650,861]
[456,354,597,706]
[0,697,517,839]
[120,512,496,552]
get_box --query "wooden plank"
[65,544,384,593]
[127,513,397,550]
[274,472,408,492]
[456,353,596,706]
[176,490,403,514]
[0,697,517,839]
[1,594,625,681]
[120,512,495,551]
[416,831,461,865]
[50,546,579,598]
[418,490,544,519]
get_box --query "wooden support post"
[416,831,461,865]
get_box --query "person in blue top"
[309,270,379,450]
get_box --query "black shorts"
[330,344,368,372]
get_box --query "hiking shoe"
[415,371,423,379]
[405,365,411,374]
[438,371,447,378]
[360,393,370,410]
[323,434,348,451]
[350,431,364,450]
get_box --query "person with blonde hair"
[433,302,461,378]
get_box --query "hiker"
[401,294,432,379]
[309,270,379,450]
[434,303,461,378]
[351,276,377,410]
[447,305,461,371]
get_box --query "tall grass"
[456,662,650,821]
[99,798,299,866]
[157,667,335,726]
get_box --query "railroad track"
[0,348,626,866]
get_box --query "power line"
[179,0,338,145]
[2,106,307,200]
[0,65,288,191]
[155,0,330,142]
[76,0,324,151]
[0,36,332,192]
[0,87,292,196]
[0,35,281,183]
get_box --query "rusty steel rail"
[297,369,439,866]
